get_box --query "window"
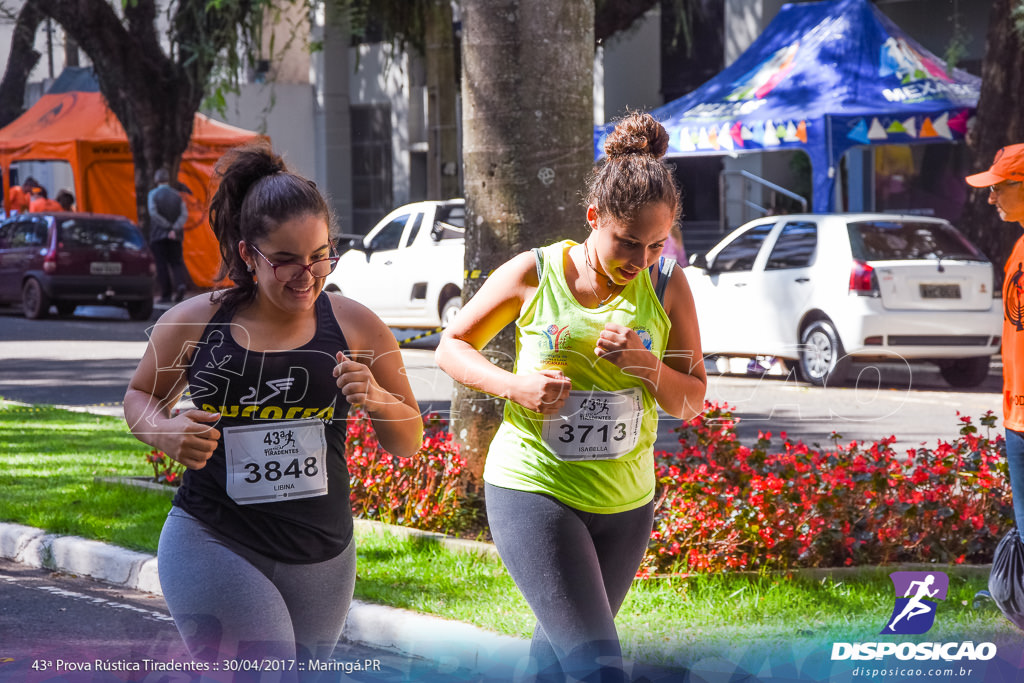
[0,221,14,248]
[765,221,817,270]
[369,216,407,252]
[848,220,986,262]
[351,104,393,234]
[58,218,145,250]
[711,224,773,272]
[431,203,466,241]
[404,214,424,247]
[12,218,47,247]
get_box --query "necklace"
[583,243,620,305]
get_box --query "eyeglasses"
[989,180,1022,195]
[248,243,339,282]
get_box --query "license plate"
[90,261,122,275]
[919,283,960,299]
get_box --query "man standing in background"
[148,169,190,304]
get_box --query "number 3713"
[556,422,626,444]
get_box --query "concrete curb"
[0,520,527,668]
[0,522,162,593]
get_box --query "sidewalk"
[0,518,528,677]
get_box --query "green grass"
[0,400,1018,666]
[0,403,170,551]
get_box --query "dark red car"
[0,212,155,320]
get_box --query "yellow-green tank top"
[483,240,671,514]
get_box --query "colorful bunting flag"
[867,118,888,140]
[847,119,871,145]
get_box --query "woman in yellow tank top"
[436,112,706,682]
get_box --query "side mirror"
[689,253,709,270]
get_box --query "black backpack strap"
[653,256,676,306]
[532,247,544,282]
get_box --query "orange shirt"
[28,196,62,213]
[1002,235,1024,430]
[7,186,30,213]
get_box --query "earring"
[247,264,254,273]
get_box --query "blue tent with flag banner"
[594,0,980,213]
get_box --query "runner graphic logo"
[881,571,948,635]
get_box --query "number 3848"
[244,457,319,483]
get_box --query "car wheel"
[22,278,50,319]
[938,356,991,389]
[797,320,849,387]
[55,302,77,318]
[440,295,461,328]
[127,298,155,321]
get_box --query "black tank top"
[174,292,352,563]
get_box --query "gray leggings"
[485,483,655,683]
[157,506,356,664]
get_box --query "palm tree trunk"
[456,0,595,484]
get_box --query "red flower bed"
[346,410,468,533]
[148,403,1010,575]
[644,401,1012,575]
[145,449,183,486]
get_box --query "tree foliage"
[0,0,274,235]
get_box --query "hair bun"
[604,112,669,160]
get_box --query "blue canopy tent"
[595,0,980,212]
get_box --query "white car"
[685,213,1002,388]
[324,199,465,328]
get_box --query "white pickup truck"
[324,199,465,329]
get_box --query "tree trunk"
[962,0,1024,267]
[0,1,45,129]
[424,0,461,200]
[456,0,595,485]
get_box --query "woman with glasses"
[124,142,423,666]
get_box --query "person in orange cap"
[967,143,1024,541]
[28,185,62,213]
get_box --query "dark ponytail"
[208,141,337,309]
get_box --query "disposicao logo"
[831,570,997,663]
[882,571,947,635]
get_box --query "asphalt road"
[0,303,1006,453]
[0,558,510,683]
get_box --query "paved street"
[0,557,519,683]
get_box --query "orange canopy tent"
[0,67,263,288]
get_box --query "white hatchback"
[684,213,1002,388]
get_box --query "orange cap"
[966,143,1024,187]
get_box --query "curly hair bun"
[604,112,669,160]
